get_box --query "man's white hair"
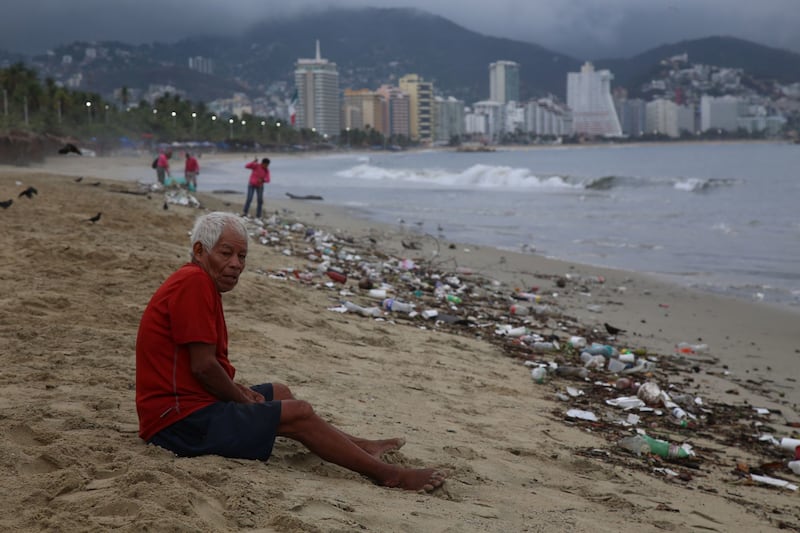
[190,212,247,258]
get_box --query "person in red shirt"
[184,152,200,192]
[136,211,445,492]
[155,149,171,185]
[242,157,270,218]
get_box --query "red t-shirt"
[135,263,235,441]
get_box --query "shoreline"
[1,164,799,531]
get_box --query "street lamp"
[241,119,246,135]
[260,120,265,136]
[85,101,92,124]
[171,110,177,126]
[104,104,109,124]
[276,122,281,145]
[228,118,234,139]
[192,112,197,134]
[346,126,350,148]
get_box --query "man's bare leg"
[271,383,406,458]
[277,400,445,492]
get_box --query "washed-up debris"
[236,212,800,518]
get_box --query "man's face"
[194,225,247,293]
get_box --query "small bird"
[0,199,12,209]
[604,322,626,336]
[18,186,38,199]
[87,212,102,223]
[74,176,83,183]
[163,201,168,210]
[90,181,101,187]
[58,143,82,155]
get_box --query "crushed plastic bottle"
[382,298,414,313]
[343,301,381,318]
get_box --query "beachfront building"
[524,98,572,137]
[399,74,434,143]
[294,40,341,138]
[567,62,623,137]
[376,85,411,139]
[489,60,520,104]
[470,100,504,142]
[614,97,647,137]
[503,101,525,136]
[464,107,489,141]
[433,96,466,144]
[700,95,741,133]
[645,98,695,138]
[342,89,386,134]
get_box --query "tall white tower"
[489,61,520,104]
[294,40,341,137]
[567,62,622,137]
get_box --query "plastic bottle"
[675,342,709,355]
[618,434,689,459]
[326,270,347,284]
[343,301,381,318]
[514,292,541,302]
[584,343,619,358]
[531,341,557,352]
[445,294,462,304]
[531,367,547,384]
[568,336,587,349]
[368,288,387,299]
[382,298,414,313]
[789,461,800,475]
[639,434,690,459]
[509,304,530,316]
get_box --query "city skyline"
[1,1,799,61]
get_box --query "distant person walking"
[242,157,270,219]
[155,149,172,185]
[184,152,200,192]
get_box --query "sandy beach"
[0,154,798,532]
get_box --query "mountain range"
[4,7,800,105]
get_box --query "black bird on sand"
[604,322,626,336]
[90,181,101,187]
[87,212,102,223]
[0,199,13,209]
[58,143,82,155]
[74,176,83,182]
[163,201,168,210]
[19,186,38,199]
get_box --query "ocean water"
[197,142,800,310]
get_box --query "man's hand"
[236,382,265,404]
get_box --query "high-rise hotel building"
[294,40,341,137]
[567,62,622,137]
[489,60,520,104]
[398,74,434,142]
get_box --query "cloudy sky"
[2,0,798,59]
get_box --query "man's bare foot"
[357,437,406,458]
[380,467,446,492]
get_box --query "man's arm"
[187,342,260,403]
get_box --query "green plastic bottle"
[640,434,689,459]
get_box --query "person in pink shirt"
[184,152,200,192]
[242,157,270,218]
[155,149,172,185]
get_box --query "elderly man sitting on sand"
[135,211,445,492]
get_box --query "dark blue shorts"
[149,383,282,461]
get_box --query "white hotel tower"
[567,62,622,137]
[294,40,341,137]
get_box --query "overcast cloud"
[2,0,799,59]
